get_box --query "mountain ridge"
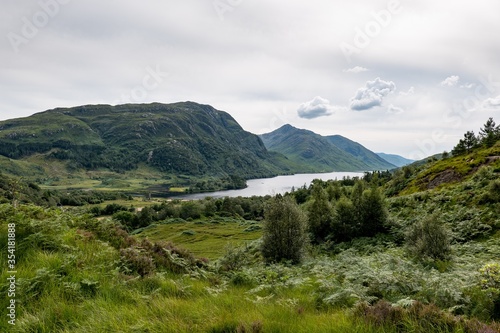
[260,125,396,172]
[0,102,300,191]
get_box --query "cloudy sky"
[1,0,500,159]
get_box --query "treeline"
[0,172,128,207]
[102,196,270,231]
[452,117,500,155]
[260,178,391,264]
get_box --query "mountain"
[0,102,297,187]
[376,153,414,167]
[260,125,394,172]
[325,135,396,170]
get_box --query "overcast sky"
[2,0,500,159]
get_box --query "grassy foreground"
[1,197,500,332]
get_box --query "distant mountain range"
[376,153,414,167]
[0,102,411,191]
[260,125,396,172]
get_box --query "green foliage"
[261,195,309,264]
[307,185,333,243]
[359,187,388,237]
[479,117,500,148]
[405,213,452,262]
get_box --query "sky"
[1,0,500,159]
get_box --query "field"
[135,217,262,259]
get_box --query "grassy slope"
[324,135,396,170]
[394,142,500,195]
[136,217,262,260]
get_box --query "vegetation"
[260,124,395,172]
[0,102,301,194]
[261,195,308,264]
[1,116,500,331]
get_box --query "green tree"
[452,139,466,156]
[479,117,499,147]
[261,195,308,264]
[331,196,356,242]
[180,201,202,220]
[463,130,479,152]
[308,185,333,243]
[326,182,342,201]
[359,187,388,237]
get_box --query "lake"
[176,172,364,199]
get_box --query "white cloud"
[343,66,369,73]
[387,104,404,115]
[483,95,500,108]
[440,75,460,87]
[399,87,415,96]
[297,96,335,119]
[460,83,476,89]
[350,78,396,111]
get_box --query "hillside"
[325,135,396,170]
[376,152,414,167]
[0,102,298,191]
[260,125,395,172]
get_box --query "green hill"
[0,102,298,191]
[260,125,395,172]
[325,135,396,170]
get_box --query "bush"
[261,195,308,264]
[405,213,451,262]
[218,244,251,272]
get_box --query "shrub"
[218,244,250,272]
[261,195,308,264]
[405,213,452,262]
[119,247,155,277]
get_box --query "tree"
[331,196,356,242]
[308,185,333,243]
[350,181,364,230]
[261,195,309,264]
[452,139,466,156]
[452,131,478,155]
[479,117,499,147]
[463,130,478,152]
[359,187,388,237]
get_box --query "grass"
[400,142,500,195]
[136,217,262,259]
[1,197,499,332]
[2,149,500,332]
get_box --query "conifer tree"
[479,117,499,147]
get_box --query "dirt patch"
[486,156,500,163]
[427,169,462,189]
